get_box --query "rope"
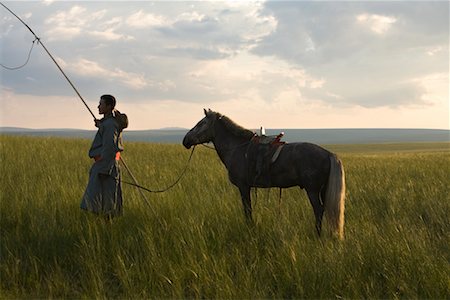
[0,2,96,120]
[201,143,215,150]
[0,38,37,70]
[121,146,196,193]
[120,156,151,203]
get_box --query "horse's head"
[183,109,218,149]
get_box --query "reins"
[121,146,196,193]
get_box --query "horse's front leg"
[238,185,252,222]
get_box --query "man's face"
[98,99,111,115]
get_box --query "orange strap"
[94,152,121,162]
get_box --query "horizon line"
[1,126,449,131]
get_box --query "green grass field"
[1,135,449,298]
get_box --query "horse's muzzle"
[182,135,193,149]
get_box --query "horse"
[182,109,345,239]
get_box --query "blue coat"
[81,114,124,216]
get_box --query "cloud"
[143,2,277,59]
[42,0,55,6]
[252,1,448,108]
[65,58,148,90]
[44,5,133,42]
[88,28,134,41]
[414,72,449,106]
[126,10,170,28]
[182,51,323,107]
[126,9,208,29]
[356,13,397,35]
[177,11,206,23]
[44,5,95,40]
[426,46,443,56]
[46,26,81,40]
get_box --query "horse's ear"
[204,108,213,117]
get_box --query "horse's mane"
[214,111,255,139]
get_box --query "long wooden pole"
[1,2,150,206]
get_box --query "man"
[81,94,128,218]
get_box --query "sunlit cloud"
[69,58,148,90]
[177,11,206,23]
[88,29,134,41]
[413,72,449,105]
[126,10,170,28]
[42,0,55,6]
[45,5,107,40]
[356,13,397,35]
[426,46,443,56]
[45,5,89,27]
[46,26,82,40]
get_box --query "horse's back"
[272,142,331,189]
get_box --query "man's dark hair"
[101,94,116,109]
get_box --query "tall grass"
[1,135,449,298]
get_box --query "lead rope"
[121,146,196,193]
[1,2,172,209]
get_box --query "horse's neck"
[212,124,250,167]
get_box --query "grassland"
[0,135,449,298]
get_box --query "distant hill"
[1,127,449,145]
[265,128,450,145]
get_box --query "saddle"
[252,132,286,162]
[247,132,286,186]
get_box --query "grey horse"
[183,109,345,239]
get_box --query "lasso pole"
[1,2,154,207]
[1,2,96,120]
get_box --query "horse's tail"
[324,154,346,239]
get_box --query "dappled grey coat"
[80,112,127,216]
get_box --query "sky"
[0,0,449,130]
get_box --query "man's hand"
[94,119,101,128]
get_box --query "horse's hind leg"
[306,189,324,236]
[238,185,252,222]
